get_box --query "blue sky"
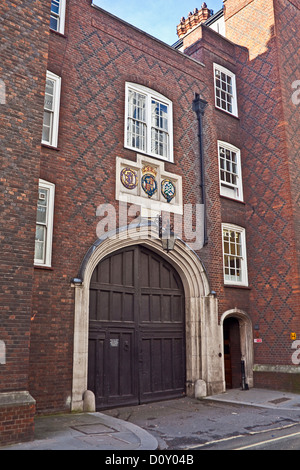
[92,1,224,45]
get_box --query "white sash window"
[125,83,173,162]
[222,224,248,286]
[42,71,61,148]
[218,141,243,201]
[50,0,66,35]
[35,180,55,267]
[214,64,238,117]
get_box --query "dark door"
[223,317,241,389]
[223,323,232,389]
[88,246,185,410]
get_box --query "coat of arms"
[161,179,176,203]
[141,165,158,198]
[120,167,138,190]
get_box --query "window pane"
[151,100,169,157]
[51,0,60,15]
[127,119,146,151]
[151,128,168,157]
[128,90,146,122]
[50,15,58,31]
[37,189,48,224]
[42,111,52,143]
[35,226,46,262]
[43,110,51,126]
[44,79,54,111]
[127,89,147,151]
[151,100,168,131]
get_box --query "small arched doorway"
[221,309,254,391]
[88,245,186,409]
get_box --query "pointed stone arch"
[71,223,220,411]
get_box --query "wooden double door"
[88,246,186,410]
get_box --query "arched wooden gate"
[88,245,185,409]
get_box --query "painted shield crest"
[120,167,138,190]
[141,174,157,198]
[161,179,176,203]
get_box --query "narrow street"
[103,396,300,450]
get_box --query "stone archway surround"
[71,224,221,411]
[220,309,254,390]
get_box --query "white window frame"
[42,71,61,148]
[124,82,174,163]
[34,179,55,267]
[214,64,238,117]
[218,141,243,201]
[222,224,248,286]
[50,0,66,35]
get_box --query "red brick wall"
[29,1,271,411]
[254,371,300,393]
[30,0,222,412]
[183,26,251,319]
[0,400,35,446]
[25,0,299,413]
[274,0,300,336]
[0,0,49,440]
[224,0,300,366]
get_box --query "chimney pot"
[176,4,211,39]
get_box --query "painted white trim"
[34,179,55,267]
[50,0,66,35]
[217,141,243,202]
[222,223,248,287]
[42,71,61,148]
[124,82,174,163]
[59,0,66,35]
[213,63,238,117]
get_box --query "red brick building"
[0,0,299,445]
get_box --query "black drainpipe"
[192,93,208,246]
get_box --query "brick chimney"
[177,3,211,39]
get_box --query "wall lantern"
[158,215,176,252]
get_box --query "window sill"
[220,195,245,204]
[41,143,60,151]
[50,28,67,39]
[124,146,174,164]
[215,106,240,120]
[34,265,54,271]
[224,284,251,290]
